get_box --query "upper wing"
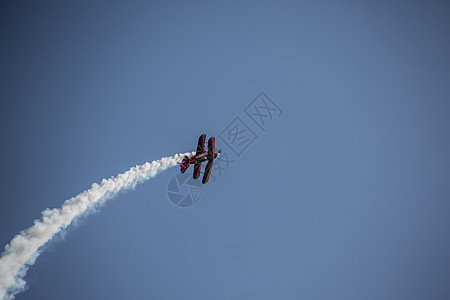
[202,160,213,184]
[202,137,216,184]
[196,134,206,155]
[207,137,215,159]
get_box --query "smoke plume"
[0,152,193,300]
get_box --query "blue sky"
[1,0,449,299]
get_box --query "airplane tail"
[180,155,189,173]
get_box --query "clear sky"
[1,0,449,299]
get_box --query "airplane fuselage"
[183,151,219,167]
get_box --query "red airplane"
[180,134,219,184]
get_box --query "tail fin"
[180,156,189,173]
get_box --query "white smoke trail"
[0,152,193,300]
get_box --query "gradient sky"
[1,1,449,299]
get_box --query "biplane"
[180,134,219,184]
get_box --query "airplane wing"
[202,137,216,184]
[202,160,213,184]
[207,137,215,159]
[193,163,202,179]
[196,134,206,155]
